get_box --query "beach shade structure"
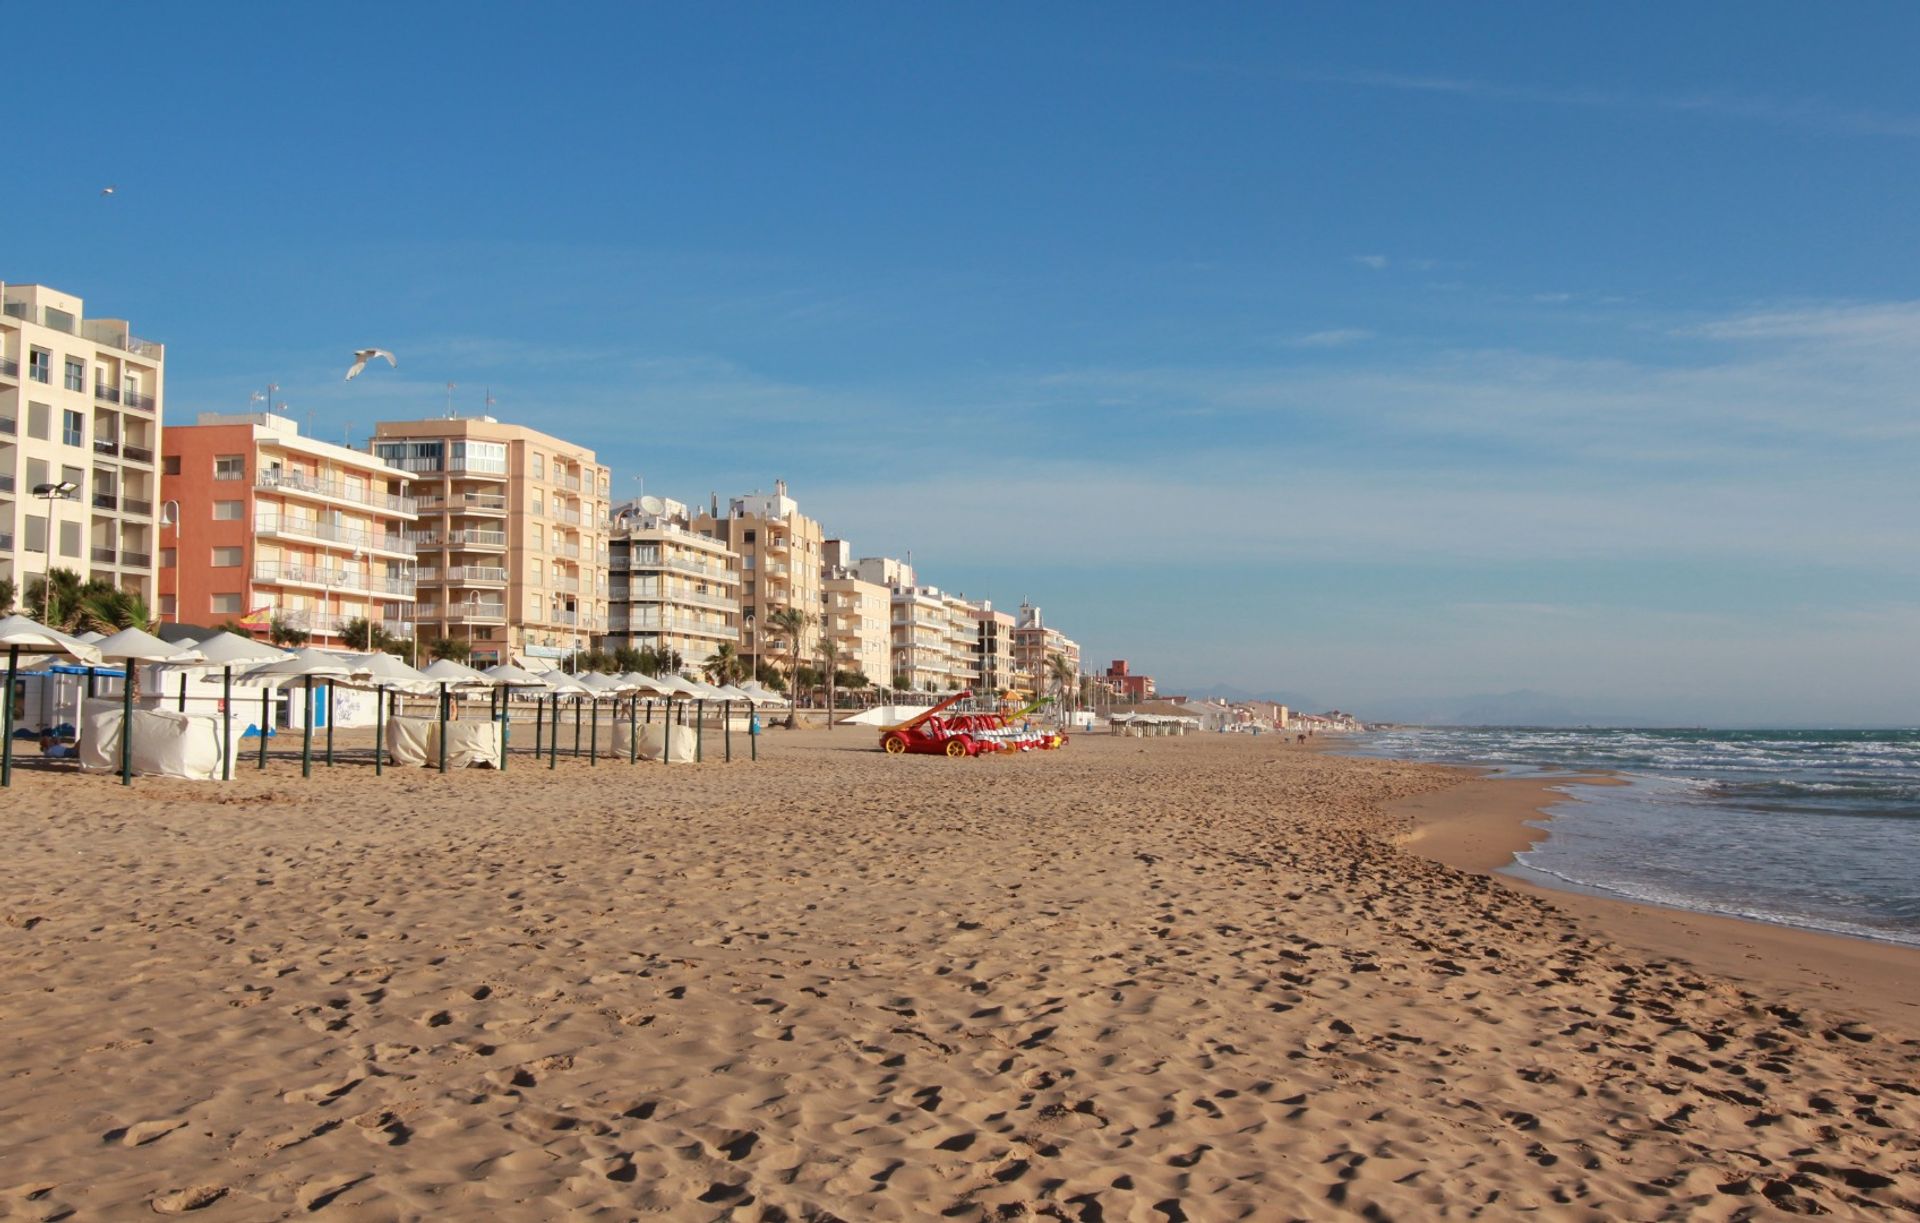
[352,653,437,775]
[737,679,788,705]
[539,671,593,767]
[481,664,552,771]
[92,628,205,787]
[419,658,504,773]
[0,615,104,788]
[159,632,287,782]
[574,672,638,765]
[240,648,367,777]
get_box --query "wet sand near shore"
[1,729,1915,1220]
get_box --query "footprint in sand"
[110,1119,185,1147]
[151,1184,226,1214]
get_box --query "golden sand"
[1,729,1915,1219]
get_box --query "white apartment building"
[1,282,164,607]
[822,566,892,686]
[892,584,962,690]
[604,497,741,668]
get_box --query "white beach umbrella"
[238,648,368,777]
[159,632,288,782]
[0,615,106,788]
[92,628,205,787]
[481,663,551,689]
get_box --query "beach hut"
[417,658,505,772]
[90,628,206,786]
[0,615,104,788]
[160,632,288,781]
[240,648,368,777]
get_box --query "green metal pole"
[751,705,758,762]
[499,687,509,772]
[259,687,269,770]
[573,697,582,757]
[725,700,732,762]
[1,645,17,788]
[628,695,638,764]
[325,683,335,767]
[589,697,598,765]
[301,676,314,779]
[120,665,134,786]
[374,684,385,776]
[662,698,672,764]
[696,699,704,763]
[534,695,544,756]
[438,683,449,774]
[222,666,233,781]
[177,671,187,712]
[549,693,558,769]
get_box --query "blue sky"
[12,3,1920,723]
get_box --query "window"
[214,455,245,480]
[162,455,181,475]
[530,559,543,583]
[212,547,243,567]
[212,500,243,521]
[64,358,85,391]
[531,494,543,515]
[26,458,48,490]
[27,402,50,440]
[530,524,543,548]
[24,515,47,553]
[59,521,80,558]
[161,548,177,568]
[159,595,177,616]
[531,453,544,478]
[62,410,83,446]
[211,594,244,615]
[28,349,50,383]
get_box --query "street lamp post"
[32,480,78,623]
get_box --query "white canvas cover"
[386,716,433,766]
[77,700,244,781]
[640,723,698,764]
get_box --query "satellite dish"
[638,496,665,516]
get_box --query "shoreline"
[1387,768,1920,1029]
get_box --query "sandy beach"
[2,729,1916,1220]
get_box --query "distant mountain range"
[1160,682,1327,712]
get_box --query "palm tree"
[768,606,809,699]
[1047,653,1077,712]
[816,611,841,725]
[0,577,15,615]
[702,642,745,686]
[428,637,472,663]
[24,568,85,627]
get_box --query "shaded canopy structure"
[0,615,104,788]
[93,628,205,786]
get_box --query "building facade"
[1012,599,1082,698]
[161,413,417,644]
[1,282,165,608]
[603,498,741,669]
[1103,659,1156,703]
[971,603,1018,695]
[822,567,892,686]
[890,585,962,690]
[692,481,824,677]
[372,417,610,667]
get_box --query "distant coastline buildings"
[1,274,1207,707]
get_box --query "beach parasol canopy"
[0,615,106,788]
[618,672,677,696]
[541,671,594,696]
[737,679,787,703]
[481,663,553,689]
[711,684,754,702]
[176,631,287,668]
[351,652,437,694]
[239,647,365,684]
[574,671,632,694]
[419,657,501,689]
[92,626,204,667]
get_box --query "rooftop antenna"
[444,381,457,419]
[343,419,353,448]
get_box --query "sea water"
[1348,728,1920,948]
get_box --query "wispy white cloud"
[1286,328,1374,348]
[1352,254,1390,270]
[1309,69,1920,140]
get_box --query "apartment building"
[1103,659,1156,703]
[890,585,962,690]
[161,413,417,643]
[971,602,1018,696]
[603,497,741,668]
[940,591,981,689]
[692,480,824,677]
[821,566,891,686]
[1012,598,1082,697]
[1,282,164,606]
[372,416,610,668]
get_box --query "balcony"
[91,545,117,565]
[0,357,17,378]
[123,391,156,413]
[121,550,152,569]
[93,383,120,404]
[92,492,118,511]
[124,497,153,517]
[556,472,583,492]
[438,565,508,587]
[0,474,13,493]
[253,514,417,555]
[252,559,418,598]
[611,609,738,638]
[553,541,581,559]
[257,470,417,515]
[423,603,507,625]
[0,416,15,435]
[451,492,507,514]
[93,439,120,457]
[122,444,153,465]
[447,528,507,550]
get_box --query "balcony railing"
[0,357,17,378]
[418,603,507,624]
[556,472,583,492]
[93,439,119,456]
[123,391,156,412]
[253,514,417,555]
[252,560,418,597]
[610,610,738,637]
[93,383,120,404]
[92,492,118,511]
[124,497,153,517]
[257,470,417,515]
[553,541,580,559]
[434,565,508,586]
[91,546,117,564]
[121,550,152,569]
[0,416,16,435]
[552,505,582,525]
[122,444,153,464]
[0,474,14,493]
[447,528,507,548]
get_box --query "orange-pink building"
[160,412,418,645]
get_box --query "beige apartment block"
[161,413,417,644]
[822,567,892,686]
[940,591,981,689]
[1013,598,1081,698]
[604,498,741,669]
[971,602,1018,696]
[372,417,610,668]
[1,282,164,607]
[891,584,962,690]
[692,481,824,677]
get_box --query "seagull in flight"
[344,348,397,380]
[100,185,117,196]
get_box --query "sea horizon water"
[1346,727,1920,948]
